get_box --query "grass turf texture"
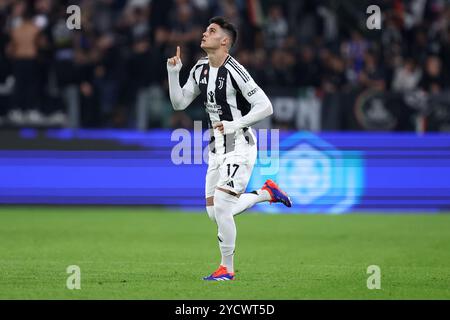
[0,207,449,299]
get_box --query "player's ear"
[221,36,229,48]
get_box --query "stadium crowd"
[0,0,449,130]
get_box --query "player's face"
[201,23,227,50]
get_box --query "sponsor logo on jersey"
[200,78,207,84]
[205,91,222,115]
[247,87,259,97]
[208,91,215,103]
[205,102,223,115]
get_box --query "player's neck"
[207,50,229,68]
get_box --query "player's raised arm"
[167,46,200,111]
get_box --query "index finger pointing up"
[176,46,180,59]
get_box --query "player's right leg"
[230,143,292,216]
[231,181,292,216]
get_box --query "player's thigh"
[205,153,220,199]
[217,144,257,194]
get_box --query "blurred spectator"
[0,2,12,124]
[264,4,288,49]
[296,45,321,88]
[52,5,78,127]
[321,54,347,93]
[34,0,52,30]
[129,33,166,130]
[168,0,202,53]
[0,0,449,131]
[250,49,268,85]
[7,2,44,125]
[419,55,446,94]
[391,58,422,92]
[410,27,430,64]
[73,11,99,128]
[341,31,370,85]
[93,33,121,127]
[359,52,386,91]
[127,2,151,41]
[265,48,297,88]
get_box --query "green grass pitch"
[0,206,449,299]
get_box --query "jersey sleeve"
[167,61,202,111]
[225,58,273,130]
[183,64,201,95]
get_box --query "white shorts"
[205,142,257,198]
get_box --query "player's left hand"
[213,121,238,135]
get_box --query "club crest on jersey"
[218,77,225,90]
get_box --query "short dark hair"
[209,16,237,48]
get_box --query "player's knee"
[214,188,238,216]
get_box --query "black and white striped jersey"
[184,55,266,154]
